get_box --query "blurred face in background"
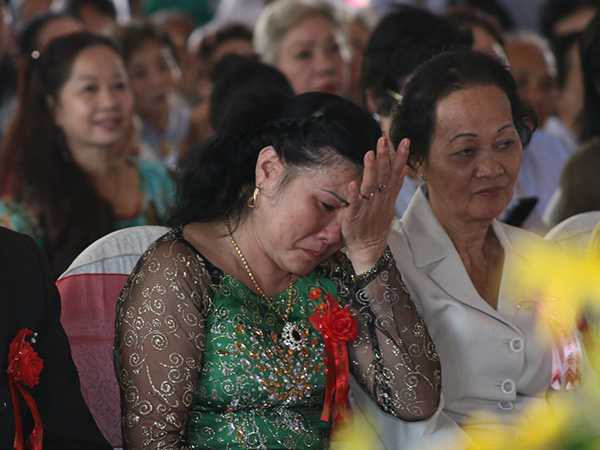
[344,16,370,104]
[506,39,558,126]
[276,14,347,96]
[154,14,196,104]
[127,38,179,127]
[156,14,194,67]
[52,45,134,157]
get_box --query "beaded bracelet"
[349,247,393,287]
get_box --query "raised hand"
[341,136,410,274]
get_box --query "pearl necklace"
[226,222,305,351]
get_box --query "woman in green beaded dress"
[115,92,441,449]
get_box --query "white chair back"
[56,226,169,447]
[544,211,600,248]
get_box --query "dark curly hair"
[171,92,381,226]
[390,50,537,169]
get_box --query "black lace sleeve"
[326,248,441,420]
[114,233,213,449]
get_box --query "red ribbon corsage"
[7,328,44,450]
[309,288,358,426]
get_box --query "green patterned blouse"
[115,228,441,450]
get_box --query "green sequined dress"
[115,228,441,450]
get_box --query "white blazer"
[352,187,553,450]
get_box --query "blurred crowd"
[0,0,599,277]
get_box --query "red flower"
[309,291,358,426]
[311,294,358,343]
[8,328,44,450]
[8,329,43,388]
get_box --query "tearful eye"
[321,202,336,212]
[453,148,475,158]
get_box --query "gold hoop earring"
[247,186,260,208]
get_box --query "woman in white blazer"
[353,50,555,450]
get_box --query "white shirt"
[544,116,578,156]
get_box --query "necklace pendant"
[281,322,304,351]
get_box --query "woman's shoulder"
[142,227,200,262]
[135,226,222,284]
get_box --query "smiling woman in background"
[113,21,194,168]
[0,32,174,279]
[254,0,348,96]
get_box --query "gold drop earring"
[247,186,261,208]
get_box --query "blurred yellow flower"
[466,399,573,450]
[329,414,378,450]
[508,240,600,332]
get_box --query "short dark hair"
[540,0,600,39]
[209,54,293,130]
[65,0,117,20]
[389,50,536,169]
[361,6,472,116]
[171,92,380,225]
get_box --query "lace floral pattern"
[115,233,211,448]
[115,229,441,449]
[326,251,441,420]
